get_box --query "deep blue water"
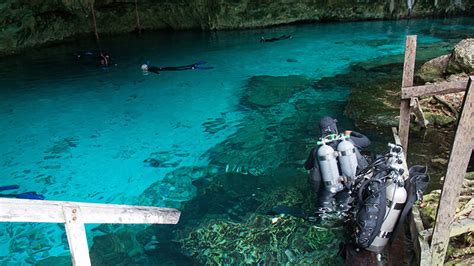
[0,17,473,264]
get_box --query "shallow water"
[0,17,473,264]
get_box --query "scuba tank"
[317,141,343,193]
[337,135,358,181]
[366,181,407,253]
[366,143,407,253]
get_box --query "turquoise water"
[0,17,473,264]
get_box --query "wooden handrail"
[401,80,468,99]
[0,198,181,265]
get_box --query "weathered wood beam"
[63,204,91,266]
[430,76,474,265]
[401,80,469,99]
[411,206,432,266]
[0,198,181,224]
[398,35,417,151]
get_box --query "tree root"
[433,95,458,117]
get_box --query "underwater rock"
[242,75,313,108]
[143,151,181,168]
[89,230,144,265]
[446,39,474,75]
[342,62,403,129]
[45,137,78,155]
[416,54,450,83]
[36,255,71,266]
[139,166,209,206]
[205,109,293,176]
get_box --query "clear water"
[0,17,473,264]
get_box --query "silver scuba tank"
[337,135,358,181]
[317,142,343,193]
[366,181,407,253]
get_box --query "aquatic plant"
[182,214,345,264]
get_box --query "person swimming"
[99,52,110,67]
[75,51,113,68]
[260,35,292,42]
[141,62,213,74]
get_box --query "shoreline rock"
[1,1,472,56]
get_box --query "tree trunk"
[135,0,141,36]
[91,3,100,42]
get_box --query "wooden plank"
[410,206,432,266]
[0,198,181,224]
[430,76,474,264]
[63,204,91,266]
[398,35,417,151]
[401,80,469,99]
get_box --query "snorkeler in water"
[99,52,110,67]
[141,62,213,74]
[75,51,113,68]
[260,35,292,43]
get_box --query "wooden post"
[91,2,100,42]
[63,205,91,266]
[398,35,417,151]
[430,76,474,265]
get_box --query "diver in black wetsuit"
[141,62,212,74]
[260,35,292,42]
[304,117,371,217]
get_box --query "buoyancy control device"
[353,143,411,253]
[317,133,358,193]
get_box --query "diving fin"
[194,66,214,70]
[0,185,20,191]
[16,192,45,200]
[0,192,45,200]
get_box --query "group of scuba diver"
[73,34,292,73]
[297,116,430,255]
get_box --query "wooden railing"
[0,198,181,265]
[398,35,474,265]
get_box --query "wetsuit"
[147,64,201,74]
[261,35,292,42]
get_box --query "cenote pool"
[0,17,473,265]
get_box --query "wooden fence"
[398,35,474,265]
